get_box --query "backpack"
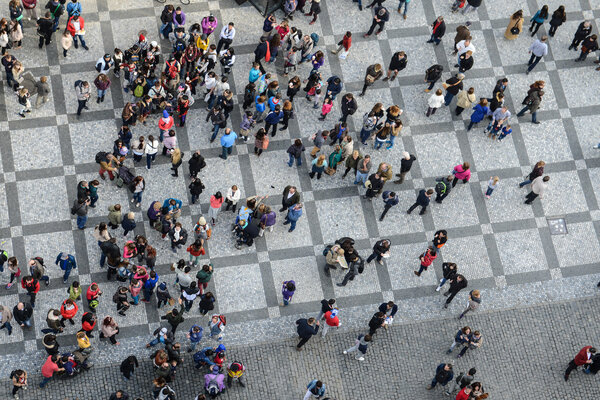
[435,181,447,195]
[9,370,18,380]
[217,314,226,326]
[74,79,83,89]
[34,256,45,266]
[166,61,178,79]
[174,38,186,53]
[95,151,108,164]
[322,244,333,256]
[133,84,144,98]
[112,292,120,303]
[310,33,319,46]
[206,377,219,395]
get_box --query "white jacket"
[531,176,547,198]
[145,139,159,155]
[226,188,241,204]
[428,94,444,108]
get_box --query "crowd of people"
[0,0,598,398]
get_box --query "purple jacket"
[147,201,161,221]
[311,54,324,70]
[201,16,218,35]
[173,11,186,27]
[204,373,225,391]
[260,211,277,227]
[282,280,295,301]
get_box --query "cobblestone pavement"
[3,296,600,399]
[1,0,600,392]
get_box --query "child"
[248,62,262,83]
[497,124,512,142]
[281,280,296,306]
[254,95,267,122]
[319,97,332,121]
[61,30,73,58]
[451,0,466,13]
[17,87,31,118]
[485,176,499,199]
[187,239,205,266]
[256,73,271,95]
[426,89,444,117]
[312,88,322,109]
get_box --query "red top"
[455,388,470,400]
[420,251,438,267]
[342,35,352,51]
[41,356,60,378]
[324,311,340,327]
[60,300,79,319]
[158,116,174,131]
[574,346,594,366]
[66,16,85,37]
[22,278,40,294]
[86,284,100,301]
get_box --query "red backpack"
[166,61,178,79]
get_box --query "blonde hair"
[316,154,326,166]
[492,176,499,184]
[171,148,182,165]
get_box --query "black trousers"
[525,191,538,204]
[297,336,311,348]
[77,99,87,115]
[379,204,393,220]
[407,202,427,214]
[338,271,355,286]
[565,360,580,376]
[367,20,385,35]
[39,33,52,48]
[445,290,459,305]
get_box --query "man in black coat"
[443,73,464,106]
[444,274,468,308]
[407,189,433,215]
[394,152,416,184]
[383,51,407,82]
[364,6,389,37]
[368,311,385,335]
[188,151,206,178]
[427,16,446,45]
[37,12,55,49]
[13,302,33,329]
[280,185,300,212]
[339,93,357,123]
[424,64,443,92]
[296,318,319,350]
[100,238,120,269]
[462,0,482,14]
[254,37,268,74]
[168,223,188,253]
[569,21,592,50]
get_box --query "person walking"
[426,89,444,117]
[427,16,446,45]
[363,6,389,38]
[427,363,454,391]
[359,63,383,96]
[434,175,453,204]
[74,80,90,116]
[436,262,457,292]
[484,177,499,199]
[303,380,326,400]
[287,139,305,167]
[569,20,592,51]
[548,6,566,37]
[339,93,357,123]
[525,175,550,204]
[379,191,398,221]
[367,239,391,265]
[295,317,319,350]
[39,354,65,389]
[565,346,597,381]
[283,203,303,232]
[424,64,443,92]
[452,162,471,187]
[467,98,489,131]
[414,246,437,276]
[526,36,548,74]
[519,161,545,187]
[71,196,90,230]
[13,302,33,330]
[529,5,549,36]
[505,10,524,40]
[309,154,327,180]
[320,308,340,338]
[575,34,598,62]
[219,128,237,160]
[34,76,51,108]
[447,326,471,355]
[393,152,416,184]
[367,311,386,335]
[459,289,481,319]
[407,188,433,215]
[443,274,468,308]
[343,334,372,361]
[10,368,27,399]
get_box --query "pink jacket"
[321,103,333,115]
[129,281,142,297]
[453,164,471,181]
[210,196,224,209]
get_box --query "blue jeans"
[189,341,200,351]
[97,89,107,99]
[355,171,369,186]
[360,128,373,144]
[74,34,87,48]
[284,217,297,231]
[90,194,98,207]
[429,34,441,45]
[159,129,167,142]
[148,337,160,347]
[207,94,217,110]
[527,54,542,72]
[398,0,408,15]
[131,294,139,305]
[133,191,143,204]
[283,298,290,306]
[485,187,494,196]
[386,134,396,149]
[146,153,156,169]
[160,22,173,38]
[519,179,532,188]
[211,125,221,142]
[517,106,537,123]
[52,17,60,32]
[221,146,232,159]
[444,91,455,106]
[143,287,153,301]
[39,376,52,388]
[0,321,12,334]
[374,139,386,150]
[288,154,301,167]
[191,193,199,204]
[77,215,87,229]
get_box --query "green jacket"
[196,269,213,283]
[161,304,185,326]
[328,149,343,169]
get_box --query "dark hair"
[286,281,296,291]
[468,368,477,375]
[540,5,548,18]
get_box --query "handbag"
[510,18,521,35]
[365,75,375,84]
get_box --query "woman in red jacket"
[60,298,78,326]
[86,283,102,311]
[414,246,437,277]
[331,31,352,57]
[81,311,96,338]
[565,346,597,380]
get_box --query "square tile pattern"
[0,0,599,365]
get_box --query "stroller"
[116,165,135,188]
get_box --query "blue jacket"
[220,131,238,147]
[55,253,77,271]
[193,346,216,366]
[249,68,261,83]
[144,275,159,290]
[287,207,303,222]
[296,318,318,338]
[307,380,326,397]
[163,198,183,211]
[66,2,82,16]
[255,95,266,113]
[470,104,489,123]
[121,217,136,231]
[189,325,203,343]
[378,302,398,317]
[416,189,430,207]
[454,329,470,345]
[382,191,399,207]
[265,110,283,124]
[530,10,548,24]
[326,76,343,97]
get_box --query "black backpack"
[174,38,186,53]
[322,244,333,256]
[95,151,108,164]
[435,181,447,195]
[74,79,83,89]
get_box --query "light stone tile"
[330,258,382,297]
[551,222,600,268]
[249,150,300,196]
[485,177,535,223]
[23,231,77,280]
[431,186,480,228]
[338,40,385,83]
[559,67,600,109]
[440,235,494,279]
[17,176,70,225]
[521,122,572,163]
[4,172,15,183]
[213,263,267,313]
[540,171,588,216]
[573,115,600,161]
[11,126,62,171]
[270,256,324,304]
[315,197,369,242]
[412,131,461,178]
[386,242,438,290]
[375,190,425,235]
[496,229,548,275]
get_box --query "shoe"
[357,357,365,361]
[403,14,407,20]
[485,195,490,199]
[426,386,433,390]
[363,34,370,38]
[83,106,89,110]
[532,121,540,124]
[69,319,75,325]
[382,77,389,81]
[443,303,449,309]
[424,89,431,93]
[443,291,449,296]
[288,228,294,232]
[96,97,100,103]
[413,271,420,277]
[279,208,286,212]
[18,112,25,118]
[456,354,462,359]
[131,198,135,203]
[458,313,464,320]
[82,45,89,51]
[564,374,569,381]
[336,283,344,287]
[172,248,177,253]
[343,350,348,354]
[446,349,452,354]
[435,286,441,292]
[45,279,50,286]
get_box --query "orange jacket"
[66,16,85,37]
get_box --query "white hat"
[151,41,157,47]
[160,328,167,335]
